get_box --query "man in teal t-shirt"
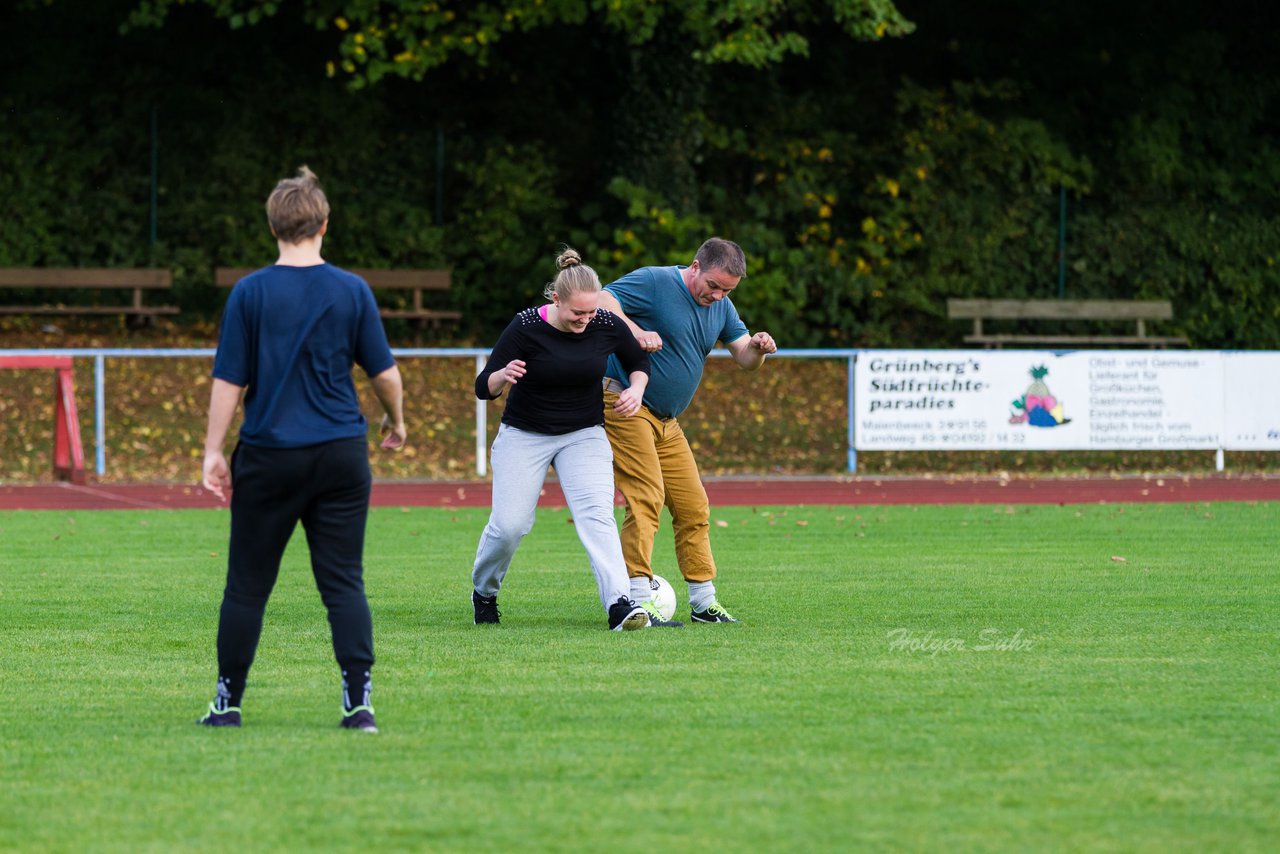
[599,237,778,625]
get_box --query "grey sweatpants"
[472,424,630,613]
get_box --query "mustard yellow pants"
[603,389,716,583]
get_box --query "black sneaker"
[196,703,241,727]
[340,705,378,733]
[690,601,740,623]
[641,600,684,627]
[608,596,650,631]
[473,590,501,624]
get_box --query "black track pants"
[216,438,374,688]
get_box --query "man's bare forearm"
[370,365,404,425]
[598,290,645,336]
[204,378,243,453]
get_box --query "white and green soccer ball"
[649,575,677,622]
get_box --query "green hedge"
[2,1,1276,349]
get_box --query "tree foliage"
[3,0,1277,349]
[126,0,915,85]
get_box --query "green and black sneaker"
[641,600,684,627]
[340,705,378,733]
[196,703,242,727]
[690,601,740,624]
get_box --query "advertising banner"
[854,350,1225,451]
[1222,352,1280,450]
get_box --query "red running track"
[2,475,1278,511]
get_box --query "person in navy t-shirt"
[197,166,406,733]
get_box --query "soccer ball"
[649,575,677,622]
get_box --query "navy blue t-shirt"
[212,264,396,448]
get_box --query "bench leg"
[127,287,155,329]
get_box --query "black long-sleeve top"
[476,306,650,435]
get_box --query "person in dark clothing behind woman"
[198,166,407,733]
[472,247,654,631]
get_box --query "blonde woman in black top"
[471,248,653,630]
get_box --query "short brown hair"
[266,165,330,244]
[694,237,747,278]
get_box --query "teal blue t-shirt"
[604,265,748,418]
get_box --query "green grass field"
[2,501,1277,851]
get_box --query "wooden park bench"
[947,298,1189,348]
[0,268,178,325]
[215,267,460,327]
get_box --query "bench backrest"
[0,268,172,288]
[947,299,1173,321]
[215,267,450,290]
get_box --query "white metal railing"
[0,348,860,477]
[6,346,1277,477]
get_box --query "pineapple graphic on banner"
[1009,365,1070,427]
